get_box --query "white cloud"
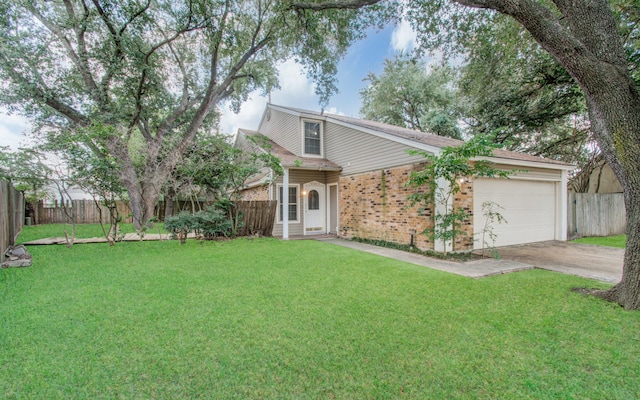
[218,95,268,137]
[0,111,33,149]
[275,59,316,98]
[219,58,322,136]
[391,19,417,52]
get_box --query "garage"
[473,178,557,249]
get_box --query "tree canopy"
[458,14,592,165]
[360,55,462,139]
[0,146,50,203]
[0,0,382,228]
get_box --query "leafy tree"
[167,134,282,232]
[360,55,462,139]
[43,125,128,245]
[0,0,377,230]
[173,135,281,203]
[0,146,50,204]
[406,135,512,255]
[458,14,592,165]
[292,0,640,309]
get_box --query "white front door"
[304,181,326,234]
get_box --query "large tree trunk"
[586,88,640,309]
[598,191,640,308]
[165,187,176,220]
[494,0,640,309]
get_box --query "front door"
[304,181,325,234]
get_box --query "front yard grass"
[2,238,639,398]
[572,234,626,248]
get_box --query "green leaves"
[360,55,462,139]
[170,133,281,204]
[457,14,590,164]
[0,146,51,203]
[406,134,512,253]
[1,0,377,228]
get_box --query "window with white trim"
[303,120,322,156]
[278,185,299,222]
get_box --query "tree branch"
[289,0,381,10]
[28,2,103,105]
[119,0,152,35]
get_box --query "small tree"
[407,135,513,255]
[44,125,128,245]
[165,134,282,239]
[478,201,507,258]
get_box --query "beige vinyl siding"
[271,169,339,237]
[325,171,341,183]
[261,109,302,155]
[324,122,426,176]
[493,164,563,181]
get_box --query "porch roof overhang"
[251,133,342,172]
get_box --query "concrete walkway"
[315,237,534,279]
[23,232,179,245]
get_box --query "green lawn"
[17,223,169,243]
[572,234,626,248]
[2,236,639,398]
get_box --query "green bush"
[164,211,194,244]
[192,207,234,238]
[164,205,236,243]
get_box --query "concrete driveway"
[491,241,624,283]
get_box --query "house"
[234,104,574,252]
[569,155,623,193]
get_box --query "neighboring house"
[569,157,623,193]
[43,181,95,206]
[235,104,574,252]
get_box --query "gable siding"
[260,108,302,155]
[324,122,426,176]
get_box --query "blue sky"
[0,22,417,148]
[218,21,418,136]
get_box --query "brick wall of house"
[339,164,435,251]
[339,164,476,252]
[240,185,270,201]
[453,179,474,251]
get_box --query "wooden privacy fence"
[234,200,277,237]
[568,192,626,238]
[35,198,277,236]
[37,200,133,225]
[1,180,24,260]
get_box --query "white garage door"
[473,179,556,249]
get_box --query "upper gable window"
[303,120,322,156]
